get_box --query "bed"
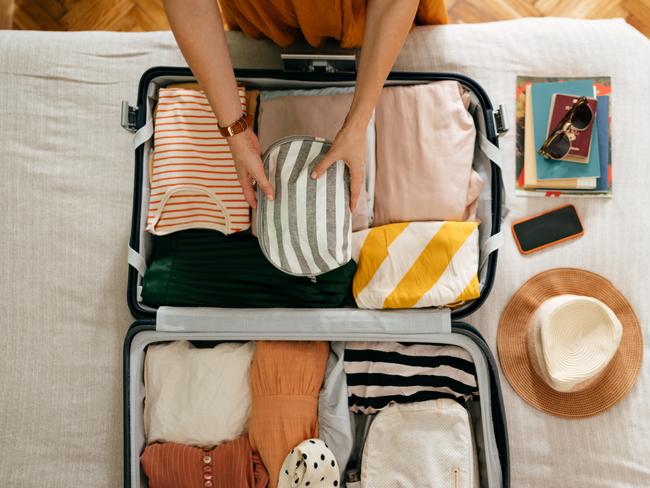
[0,18,648,487]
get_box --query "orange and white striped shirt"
[146,87,250,235]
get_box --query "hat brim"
[497,268,643,418]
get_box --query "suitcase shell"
[122,65,510,488]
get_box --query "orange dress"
[248,341,329,488]
[219,0,448,48]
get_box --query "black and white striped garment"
[257,136,352,277]
[344,342,479,414]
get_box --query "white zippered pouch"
[361,398,479,488]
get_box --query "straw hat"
[498,268,643,418]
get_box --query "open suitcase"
[122,58,510,488]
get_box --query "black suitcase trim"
[127,66,503,320]
[123,321,155,488]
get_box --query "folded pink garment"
[258,93,370,231]
[373,81,482,225]
[258,93,353,153]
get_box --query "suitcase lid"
[124,66,505,322]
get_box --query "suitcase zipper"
[453,467,460,488]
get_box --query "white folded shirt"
[144,340,255,447]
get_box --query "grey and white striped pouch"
[257,136,352,278]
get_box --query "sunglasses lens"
[546,133,571,159]
[571,102,593,130]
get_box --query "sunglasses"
[538,96,594,160]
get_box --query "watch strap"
[218,113,252,138]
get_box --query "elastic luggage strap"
[478,131,510,220]
[478,132,501,168]
[133,118,153,149]
[477,129,505,269]
[480,231,503,271]
[134,87,158,149]
[478,124,510,262]
[128,245,147,276]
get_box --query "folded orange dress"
[219,0,448,48]
[248,341,329,488]
[140,436,268,488]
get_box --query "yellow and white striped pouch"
[352,221,480,309]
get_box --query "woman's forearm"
[311,0,418,207]
[163,0,274,206]
[163,0,242,126]
[347,0,419,129]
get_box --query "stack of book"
[515,76,612,198]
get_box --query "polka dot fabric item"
[278,438,340,488]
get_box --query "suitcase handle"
[281,53,356,73]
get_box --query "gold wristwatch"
[217,113,252,138]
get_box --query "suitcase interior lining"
[127,329,502,488]
[132,74,498,315]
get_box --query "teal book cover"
[532,80,601,180]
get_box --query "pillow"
[257,136,351,277]
[144,341,254,446]
[351,221,480,309]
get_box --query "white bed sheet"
[0,18,648,487]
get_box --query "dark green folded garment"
[142,229,357,308]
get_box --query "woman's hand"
[311,0,419,212]
[311,120,366,211]
[228,128,274,209]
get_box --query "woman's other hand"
[229,128,274,209]
[309,0,419,212]
[310,120,366,212]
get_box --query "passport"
[546,94,597,163]
[532,80,600,180]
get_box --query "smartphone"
[512,205,584,255]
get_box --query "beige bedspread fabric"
[0,19,648,487]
